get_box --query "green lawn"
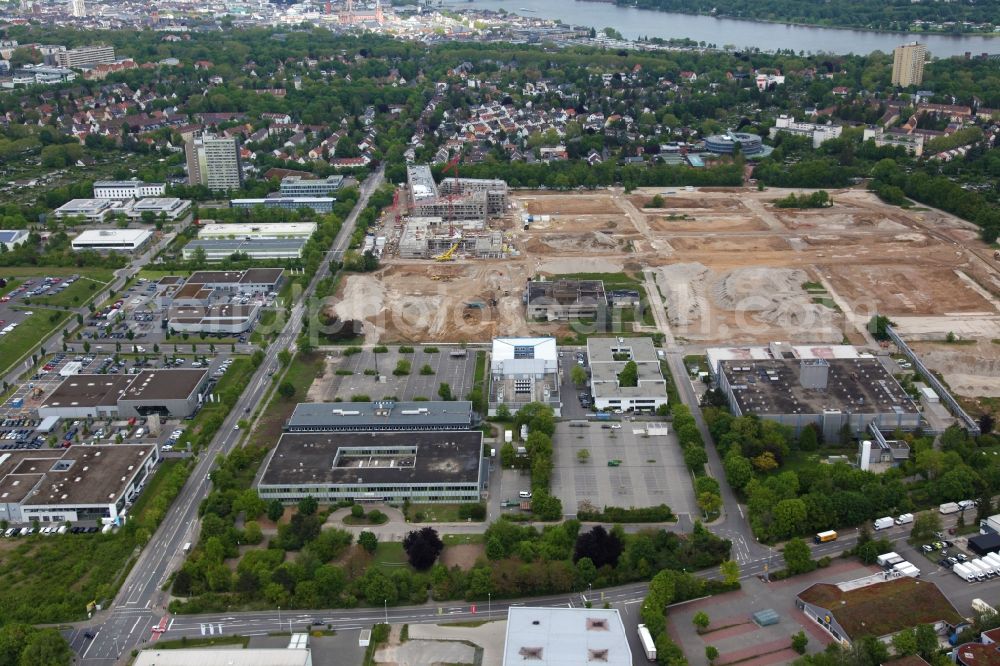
[1,279,21,297]
[129,459,185,519]
[246,352,323,450]
[442,534,486,546]
[372,542,409,573]
[28,276,107,308]
[153,636,249,650]
[0,310,71,375]
[250,309,279,345]
[137,268,188,281]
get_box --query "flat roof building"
[230,198,335,214]
[587,337,668,413]
[38,369,209,419]
[257,431,485,504]
[171,268,284,306]
[715,356,919,439]
[133,648,311,666]
[502,606,632,666]
[197,222,317,239]
[182,238,307,261]
[93,180,166,199]
[489,337,560,417]
[704,131,772,158]
[167,303,261,334]
[770,115,843,149]
[526,279,607,321]
[0,229,29,250]
[123,197,191,221]
[279,175,344,197]
[55,44,114,69]
[71,228,153,253]
[54,198,121,222]
[0,444,158,524]
[286,401,474,432]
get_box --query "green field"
[372,542,409,573]
[0,310,72,375]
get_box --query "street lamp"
[384,599,389,626]
[488,592,491,619]
[278,606,281,630]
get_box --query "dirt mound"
[712,267,829,327]
[651,263,710,326]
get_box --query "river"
[446,0,1000,57]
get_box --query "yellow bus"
[814,530,838,544]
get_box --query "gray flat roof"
[168,304,258,324]
[503,607,632,666]
[185,238,306,253]
[134,648,311,666]
[587,337,659,364]
[0,445,156,508]
[259,431,483,487]
[527,280,606,306]
[720,357,919,416]
[287,401,473,430]
[120,369,207,402]
[39,374,133,409]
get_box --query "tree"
[267,499,285,522]
[18,629,72,666]
[720,560,740,585]
[891,627,917,656]
[791,631,808,655]
[911,512,941,543]
[782,537,814,574]
[359,530,378,554]
[243,521,263,545]
[573,525,623,569]
[403,527,444,570]
[868,315,894,341]
[577,448,591,464]
[570,364,587,386]
[437,383,453,401]
[698,491,722,515]
[914,624,938,660]
[617,361,638,387]
[278,381,296,399]
[693,611,710,632]
[705,646,719,664]
[798,425,818,451]
[297,495,318,516]
[277,349,292,367]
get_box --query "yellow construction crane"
[434,242,459,262]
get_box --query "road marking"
[81,631,100,659]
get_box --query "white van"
[519,491,533,499]
[182,542,192,553]
[135,428,144,439]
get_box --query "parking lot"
[316,347,478,402]
[549,420,696,518]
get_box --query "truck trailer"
[953,563,977,582]
[877,552,903,567]
[874,516,895,530]
[637,624,657,662]
[895,513,914,525]
[940,502,961,515]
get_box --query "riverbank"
[575,0,1000,38]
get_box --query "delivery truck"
[874,516,895,530]
[984,553,1000,570]
[972,560,994,578]
[877,552,903,567]
[940,502,961,515]
[637,624,656,661]
[895,513,914,525]
[954,562,977,582]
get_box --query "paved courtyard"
[666,560,878,666]
[550,421,696,518]
[317,347,477,402]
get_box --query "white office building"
[488,337,560,416]
[71,228,152,252]
[53,198,121,222]
[502,607,632,666]
[93,180,166,200]
[587,337,669,413]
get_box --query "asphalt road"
[72,169,384,664]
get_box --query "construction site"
[330,183,1000,404]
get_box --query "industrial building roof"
[168,304,259,325]
[259,431,483,487]
[72,228,153,246]
[133,648,311,666]
[197,222,317,238]
[526,280,606,306]
[286,401,473,430]
[719,357,918,416]
[127,198,189,213]
[0,230,28,243]
[39,374,134,409]
[183,238,307,256]
[56,198,119,214]
[0,445,157,507]
[502,607,632,666]
[587,337,668,400]
[706,343,861,374]
[491,337,558,375]
[119,369,207,402]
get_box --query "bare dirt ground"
[440,544,485,570]
[910,339,1000,398]
[341,185,1000,386]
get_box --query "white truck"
[637,624,657,662]
[897,564,921,578]
[984,553,1000,570]
[972,559,994,578]
[874,516,895,530]
[940,502,961,515]
[876,552,903,567]
[894,513,914,525]
[954,563,978,582]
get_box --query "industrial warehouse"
[489,337,561,416]
[0,444,159,524]
[525,279,608,321]
[167,268,284,307]
[285,400,474,432]
[181,238,307,261]
[256,430,485,504]
[37,369,210,419]
[166,304,261,334]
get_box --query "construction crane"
[434,242,459,262]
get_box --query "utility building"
[286,401,474,432]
